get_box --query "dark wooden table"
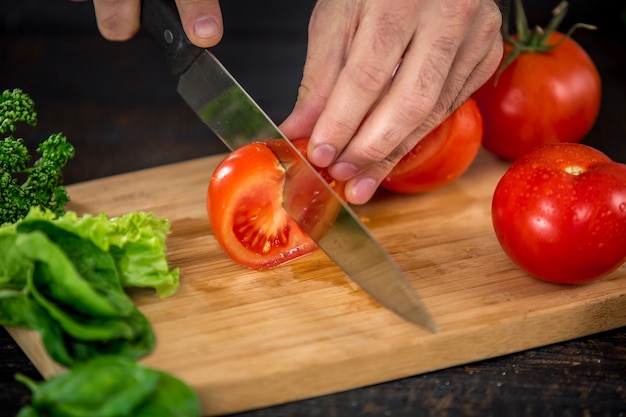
[1,1,625,416]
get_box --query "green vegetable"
[18,220,135,317]
[1,90,195,415]
[0,208,180,366]
[48,210,180,297]
[3,207,180,297]
[15,356,200,417]
[0,288,42,328]
[1,88,75,224]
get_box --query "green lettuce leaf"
[9,207,180,297]
[0,207,177,366]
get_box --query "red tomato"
[207,138,345,270]
[492,143,626,284]
[380,98,483,193]
[474,31,601,161]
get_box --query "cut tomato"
[207,138,345,270]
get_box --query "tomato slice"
[207,138,345,270]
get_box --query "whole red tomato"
[474,28,601,161]
[492,143,626,284]
[207,138,345,270]
[381,98,483,194]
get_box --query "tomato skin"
[208,138,344,270]
[381,98,483,193]
[474,31,602,161]
[492,143,626,284]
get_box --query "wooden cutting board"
[7,149,626,416]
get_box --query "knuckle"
[370,11,410,55]
[326,113,361,139]
[439,0,502,38]
[393,91,433,129]
[484,0,504,31]
[393,63,447,128]
[94,0,138,41]
[356,128,412,169]
[359,141,390,165]
[476,4,504,43]
[346,61,391,96]
[296,73,327,109]
[343,12,412,96]
[98,18,131,40]
[438,0,480,33]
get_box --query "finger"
[93,0,141,41]
[337,1,503,205]
[307,1,416,168]
[279,0,358,143]
[328,3,471,183]
[448,28,503,111]
[431,1,503,115]
[343,130,419,204]
[330,0,501,186]
[175,0,224,48]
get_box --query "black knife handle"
[140,0,204,76]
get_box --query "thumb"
[175,0,224,48]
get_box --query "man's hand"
[92,0,224,47]
[89,0,502,205]
[280,0,503,204]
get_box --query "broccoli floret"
[1,89,75,224]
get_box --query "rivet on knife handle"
[140,0,203,76]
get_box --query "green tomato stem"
[494,0,596,83]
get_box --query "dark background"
[1,1,626,416]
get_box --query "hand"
[280,0,503,204]
[91,0,224,47]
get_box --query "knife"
[141,0,438,333]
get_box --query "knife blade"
[141,0,437,332]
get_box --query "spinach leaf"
[12,231,123,318]
[16,356,159,417]
[17,220,134,317]
[54,307,155,365]
[135,369,202,417]
[1,209,190,413]
[1,227,156,366]
[28,263,135,342]
[16,356,200,417]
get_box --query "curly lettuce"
[4,207,180,297]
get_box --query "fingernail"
[348,178,377,205]
[311,144,336,167]
[194,15,219,40]
[330,162,359,181]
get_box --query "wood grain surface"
[2,1,625,415]
[7,149,626,416]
